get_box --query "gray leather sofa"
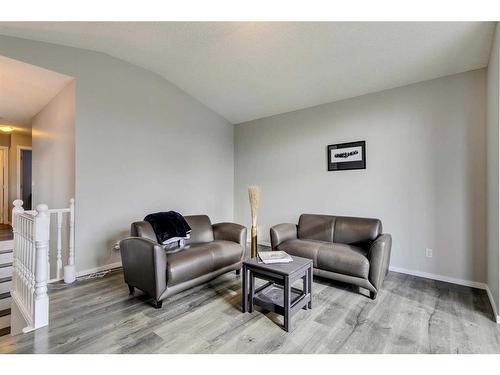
[120,215,247,308]
[270,214,391,299]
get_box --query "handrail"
[48,208,70,213]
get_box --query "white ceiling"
[0,22,495,124]
[0,55,72,129]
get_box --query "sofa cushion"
[317,242,369,279]
[298,214,335,242]
[167,244,214,285]
[184,215,214,244]
[210,240,243,270]
[334,216,382,246]
[277,239,322,267]
[166,240,242,285]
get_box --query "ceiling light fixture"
[0,126,14,133]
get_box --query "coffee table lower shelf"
[253,282,310,316]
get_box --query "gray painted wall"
[235,69,487,284]
[0,35,234,273]
[31,80,75,209]
[487,24,500,315]
[31,80,75,279]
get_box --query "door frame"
[0,146,8,224]
[17,145,32,210]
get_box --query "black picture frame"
[327,141,366,171]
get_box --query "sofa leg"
[235,269,241,276]
[152,299,163,309]
[128,285,135,295]
[370,291,377,300]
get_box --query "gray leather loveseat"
[120,215,247,308]
[270,214,391,299]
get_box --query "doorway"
[17,146,32,211]
[0,147,8,224]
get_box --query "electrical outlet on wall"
[426,248,433,258]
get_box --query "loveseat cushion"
[317,242,369,279]
[210,240,243,269]
[298,214,335,242]
[166,240,242,285]
[277,239,322,267]
[184,215,214,244]
[167,244,214,285]
[333,216,382,246]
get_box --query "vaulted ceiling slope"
[0,55,72,127]
[0,22,495,124]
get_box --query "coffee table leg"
[302,274,308,310]
[284,276,291,332]
[249,270,255,313]
[307,266,312,309]
[242,264,248,313]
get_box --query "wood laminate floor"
[0,224,13,241]
[1,266,499,354]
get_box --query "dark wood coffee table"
[242,255,313,332]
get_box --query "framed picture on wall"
[327,141,366,171]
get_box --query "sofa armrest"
[270,223,298,250]
[368,233,392,292]
[119,237,167,300]
[213,222,247,248]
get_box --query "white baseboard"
[76,261,122,278]
[47,261,123,284]
[388,265,487,290]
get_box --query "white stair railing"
[10,198,76,334]
[11,202,50,332]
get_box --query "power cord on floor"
[47,269,112,290]
[76,270,111,281]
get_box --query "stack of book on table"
[257,251,293,264]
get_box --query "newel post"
[12,199,24,229]
[33,204,50,329]
[12,200,24,292]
